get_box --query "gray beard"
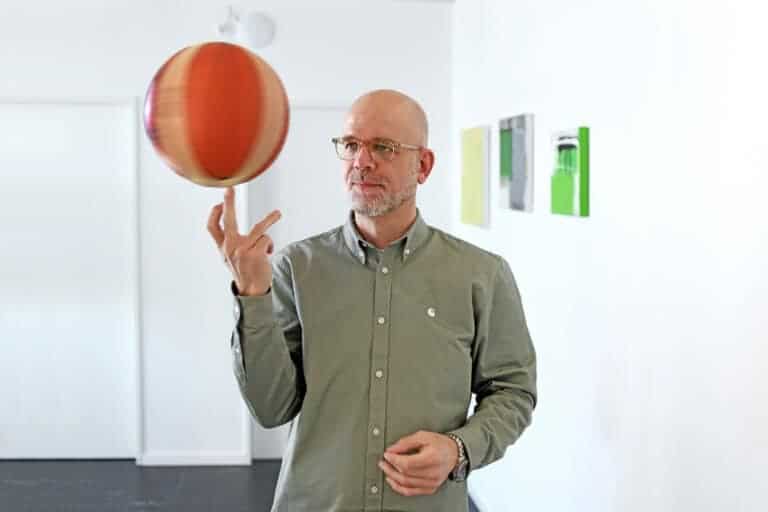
[351,181,417,217]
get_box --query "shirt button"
[375,370,384,379]
[377,316,386,325]
[404,248,411,256]
[371,485,379,494]
[427,307,436,318]
[372,427,381,437]
[381,266,389,274]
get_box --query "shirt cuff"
[230,281,274,329]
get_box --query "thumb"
[386,432,427,455]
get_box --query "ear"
[417,149,435,184]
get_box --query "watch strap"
[446,433,468,481]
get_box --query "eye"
[344,140,360,153]
[372,141,395,156]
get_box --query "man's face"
[341,105,423,218]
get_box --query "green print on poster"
[551,127,590,217]
[500,114,534,212]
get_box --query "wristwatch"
[446,433,469,482]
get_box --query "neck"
[353,202,417,250]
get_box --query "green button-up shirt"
[230,210,537,512]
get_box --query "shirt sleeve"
[230,252,305,429]
[447,256,538,473]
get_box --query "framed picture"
[551,127,590,217]
[500,114,534,212]
[461,125,490,226]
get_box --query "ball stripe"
[235,55,289,184]
[186,43,264,179]
[144,49,183,161]
[153,46,206,181]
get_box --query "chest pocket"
[392,286,475,360]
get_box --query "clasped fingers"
[378,458,442,496]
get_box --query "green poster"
[551,127,590,217]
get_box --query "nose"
[353,141,375,170]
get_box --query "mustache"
[348,171,386,186]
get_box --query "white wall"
[0,101,139,458]
[451,1,768,511]
[0,1,452,464]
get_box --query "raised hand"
[207,186,281,296]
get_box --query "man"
[207,90,537,512]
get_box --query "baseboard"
[137,452,251,466]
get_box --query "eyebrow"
[341,135,396,143]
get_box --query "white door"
[247,106,348,459]
[0,101,139,458]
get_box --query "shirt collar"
[342,209,430,264]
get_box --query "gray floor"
[0,460,480,512]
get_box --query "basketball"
[143,42,289,187]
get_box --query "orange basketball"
[143,42,289,187]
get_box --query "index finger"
[384,450,433,473]
[247,210,282,241]
[221,186,240,236]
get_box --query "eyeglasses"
[331,136,422,162]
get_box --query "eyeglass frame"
[331,136,424,162]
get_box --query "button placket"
[364,249,394,509]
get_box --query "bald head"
[345,89,429,147]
